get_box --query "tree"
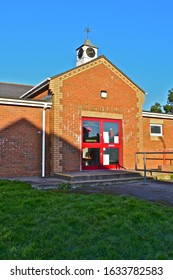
[150,102,162,113]
[163,88,173,114]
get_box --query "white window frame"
[150,124,163,136]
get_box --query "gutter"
[142,111,173,119]
[0,98,52,108]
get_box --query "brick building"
[0,39,173,177]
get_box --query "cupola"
[76,29,98,66]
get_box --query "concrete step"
[34,176,153,190]
[55,170,142,182]
[30,170,149,190]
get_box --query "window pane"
[103,148,119,165]
[103,122,119,143]
[82,148,100,166]
[83,121,100,143]
[150,125,162,135]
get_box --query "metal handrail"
[135,151,173,183]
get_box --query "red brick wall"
[142,116,173,170]
[32,88,49,100]
[50,58,145,173]
[0,104,50,177]
[143,117,173,151]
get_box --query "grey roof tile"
[0,82,33,98]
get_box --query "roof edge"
[142,110,173,119]
[51,55,146,95]
[101,55,146,95]
[20,78,50,99]
[0,97,52,108]
[20,55,146,98]
[0,81,33,87]
[51,56,109,79]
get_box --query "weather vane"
[84,27,91,39]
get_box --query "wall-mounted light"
[100,90,107,99]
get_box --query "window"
[83,120,100,143]
[150,124,162,136]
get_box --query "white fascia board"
[143,111,173,119]
[0,98,52,108]
[20,78,51,98]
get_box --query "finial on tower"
[76,27,98,67]
[84,27,91,39]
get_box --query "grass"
[1,179,173,260]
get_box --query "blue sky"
[0,0,172,110]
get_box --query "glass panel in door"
[103,148,119,166]
[83,120,100,143]
[103,122,119,144]
[82,148,100,167]
[82,119,101,169]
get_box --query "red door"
[82,117,122,170]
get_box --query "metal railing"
[135,151,173,183]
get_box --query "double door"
[82,117,122,170]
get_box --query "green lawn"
[1,179,173,260]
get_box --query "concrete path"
[68,180,173,207]
[7,176,173,207]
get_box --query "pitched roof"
[0,82,33,98]
[19,55,146,98]
[51,55,146,95]
[20,78,50,99]
[76,38,98,50]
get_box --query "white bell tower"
[76,28,98,67]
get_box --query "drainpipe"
[42,105,47,177]
[0,98,51,177]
